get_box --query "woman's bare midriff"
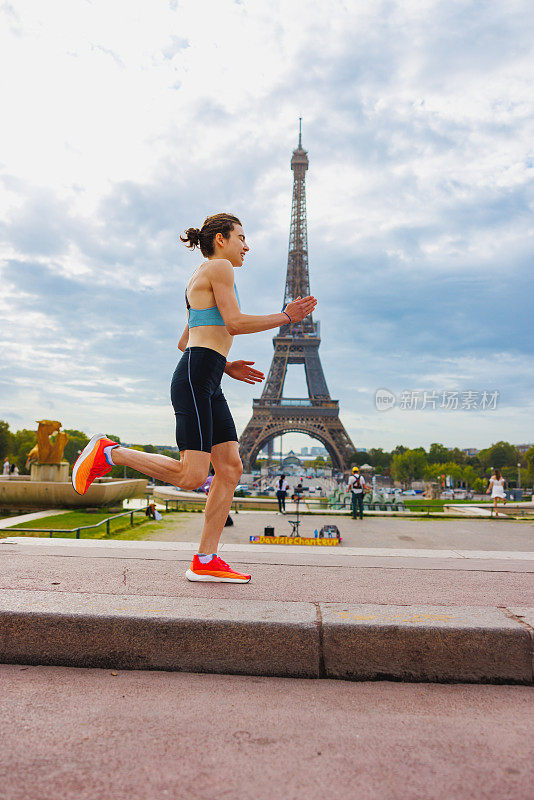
[187,325,233,358]
[186,262,234,358]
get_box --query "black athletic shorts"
[170,347,238,453]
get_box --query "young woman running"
[72,213,317,582]
[486,468,507,517]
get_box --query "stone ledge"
[0,590,532,684]
[320,603,533,684]
[0,590,319,678]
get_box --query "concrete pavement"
[1,533,533,684]
[1,664,532,800]
[144,507,534,551]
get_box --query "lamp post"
[517,462,521,490]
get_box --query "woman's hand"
[284,295,317,323]
[225,360,265,384]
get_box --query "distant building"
[282,450,302,464]
[515,444,533,454]
[300,447,309,455]
[463,448,480,457]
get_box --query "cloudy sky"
[1,0,533,453]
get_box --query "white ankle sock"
[197,553,216,564]
[103,445,118,466]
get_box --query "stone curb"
[0,590,532,684]
[320,603,534,684]
[0,591,319,678]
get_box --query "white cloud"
[1,0,533,451]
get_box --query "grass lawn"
[2,510,152,540]
[403,498,492,511]
[0,508,198,541]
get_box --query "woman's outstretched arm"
[210,259,317,335]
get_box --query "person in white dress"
[486,469,507,516]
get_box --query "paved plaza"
[142,508,534,552]
[1,512,533,799]
[1,664,532,800]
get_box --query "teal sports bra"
[185,283,240,328]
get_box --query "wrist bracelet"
[282,310,292,323]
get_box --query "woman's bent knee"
[180,469,208,491]
[216,460,242,485]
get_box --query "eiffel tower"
[239,122,356,471]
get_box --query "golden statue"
[26,420,69,466]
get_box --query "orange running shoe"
[71,433,118,495]
[186,554,251,583]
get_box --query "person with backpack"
[348,466,369,520]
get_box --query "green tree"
[500,465,519,483]
[391,449,427,486]
[0,420,12,461]
[424,462,442,481]
[428,443,450,464]
[473,477,486,494]
[441,461,464,483]
[62,430,90,466]
[478,441,519,471]
[427,443,468,466]
[368,448,392,472]
[449,447,467,465]
[522,446,534,488]
[464,454,481,468]
[160,449,178,460]
[348,451,370,468]
[462,465,478,488]
[424,460,464,485]
[10,428,38,473]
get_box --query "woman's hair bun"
[180,213,241,257]
[180,226,201,249]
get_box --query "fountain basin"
[0,476,147,508]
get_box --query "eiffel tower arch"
[239,121,356,472]
[239,406,355,472]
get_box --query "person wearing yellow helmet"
[348,466,369,520]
